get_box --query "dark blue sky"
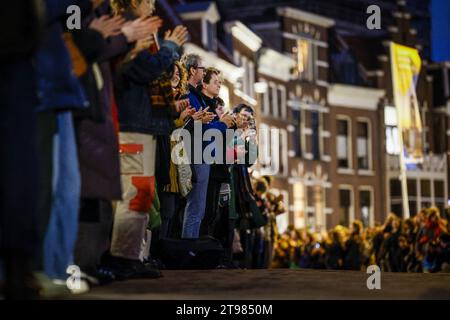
[432,0,450,61]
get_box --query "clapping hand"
[164,25,189,47]
[122,16,163,43]
[89,15,126,38]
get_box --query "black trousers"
[74,199,113,275]
[200,178,221,237]
[33,112,57,270]
[212,201,236,263]
[158,192,178,240]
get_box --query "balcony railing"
[387,153,447,173]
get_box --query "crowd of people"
[0,0,286,299]
[273,207,450,273]
[2,0,450,301]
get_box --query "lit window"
[293,183,306,229]
[260,125,281,175]
[279,129,288,176]
[357,121,370,170]
[385,106,401,155]
[339,188,352,227]
[359,189,372,227]
[337,118,351,168]
[294,39,315,81]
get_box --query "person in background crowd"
[73,0,163,285]
[201,68,232,238]
[272,207,449,273]
[156,61,193,241]
[105,0,188,279]
[417,207,448,272]
[35,0,95,295]
[343,220,364,270]
[180,55,234,239]
[324,227,345,270]
[230,104,263,269]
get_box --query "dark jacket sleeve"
[98,34,132,62]
[82,2,132,62]
[45,0,92,24]
[120,40,180,84]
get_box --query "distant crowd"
[273,207,450,273]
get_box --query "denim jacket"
[114,40,180,135]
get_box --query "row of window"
[289,183,375,230]
[234,51,255,98]
[260,110,371,172]
[259,124,288,177]
[339,187,374,228]
[389,178,446,217]
[260,83,287,119]
[292,182,326,231]
[291,109,323,160]
[337,117,371,171]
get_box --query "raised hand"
[164,25,189,47]
[220,113,235,128]
[122,16,163,43]
[89,15,126,38]
[180,106,195,121]
[133,37,155,53]
[201,111,216,124]
[191,107,204,121]
[175,98,190,113]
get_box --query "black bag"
[158,237,224,269]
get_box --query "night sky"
[432,0,450,61]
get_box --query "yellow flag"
[390,42,423,165]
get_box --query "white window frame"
[296,37,316,82]
[259,78,270,115]
[259,125,281,176]
[384,105,401,155]
[272,188,290,233]
[356,117,373,172]
[314,185,326,232]
[271,126,280,175]
[241,55,249,96]
[339,185,355,226]
[301,108,307,157]
[280,128,288,176]
[277,84,287,119]
[259,123,271,168]
[248,60,255,98]
[293,182,307,229]
[336,115,353,170]
[201,18,208,49]
[359,186,375,227]
[318,111,324,159]
[269,82,279,118]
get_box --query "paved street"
[75,269,450,300]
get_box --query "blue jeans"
[182,164,210,238]
[43,111,81,279]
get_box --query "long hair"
[233,103,254,115]
[173,61,189,98]
[110,0,138,15]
